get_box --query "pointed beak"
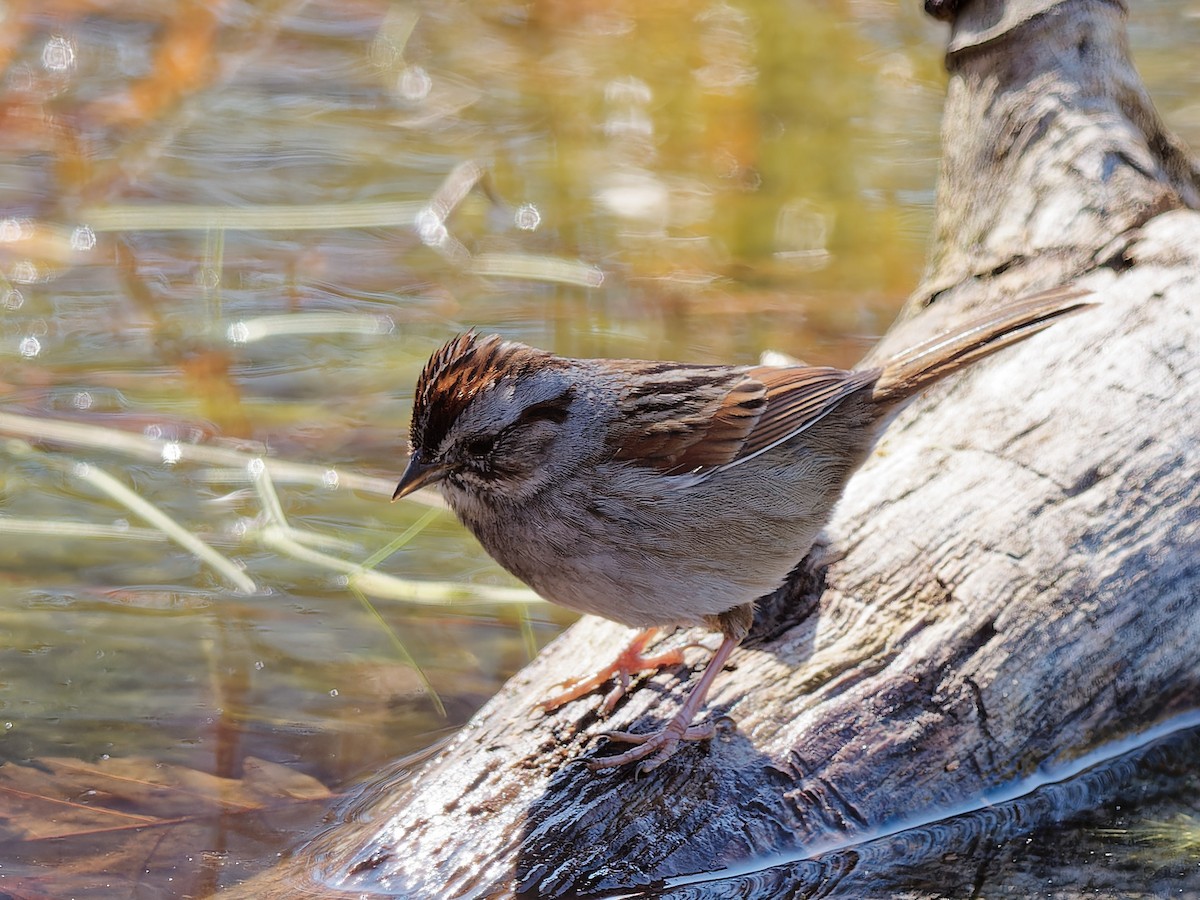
[392,450,449,501]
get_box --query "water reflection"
[0,0,1197,894]
[651,721,1200,899]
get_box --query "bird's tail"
[870,285,1094,407]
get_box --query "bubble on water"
[4,722,12,731]
[329,689,339,698]
[19,335,41,358]
[144,424,163,440]
[398,65,431,101]
[113,519,130,532]
[3,289,23,310]
[514,203,541,231]
[11,260,38,283]
[227,322,250,344]
[415,206,447,247]
[0,218,28,242]
[322,469,340,489]
[161,442,182,465]
[196,266,220,290]
[254,660,265,671]
[73,391,92,410]
[72,462,91,478]
[70,225,96,251]
[246,457,265,478]
[42,35,76,72]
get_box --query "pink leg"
[540,628,689,715]
[586,633,740,773]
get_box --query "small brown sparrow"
[393,287,1091,773]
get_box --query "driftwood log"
[254,1,1200,896]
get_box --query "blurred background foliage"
[0,0,1197,892]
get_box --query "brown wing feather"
[734,365,879,462]
[608,361,878,476]
[672,376,768,469]
[607,364,765,472]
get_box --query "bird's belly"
[523,552,790,628]
[455,466,826,629]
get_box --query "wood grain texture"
[241,2,1200,896]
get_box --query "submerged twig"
[0,410,441,506]
[79,200,426,232]
[250,460,537,606]
[0,517,172,542]
[258,524,534,605]
[72,462,257,593]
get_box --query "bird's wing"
[606,361,878,476]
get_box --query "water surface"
[0,1,1197,894]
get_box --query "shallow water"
[0,1,1197,895]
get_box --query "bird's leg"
[539,627,690,715]
[586,630,741,773]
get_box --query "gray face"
[431,372,577,505]
[400,333,583,507]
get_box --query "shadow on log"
[243,1,1200,896]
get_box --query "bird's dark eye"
[465,435,496,458]
[517,391,573,426]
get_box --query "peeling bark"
[242,2,1200,897]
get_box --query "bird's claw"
[585,719,717,773]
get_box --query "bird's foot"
[539,628,689,715]
[581,630,742,773]
[586,715,724,774]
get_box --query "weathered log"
[250,1,1200,896]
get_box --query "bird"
[392,286,1092,773]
